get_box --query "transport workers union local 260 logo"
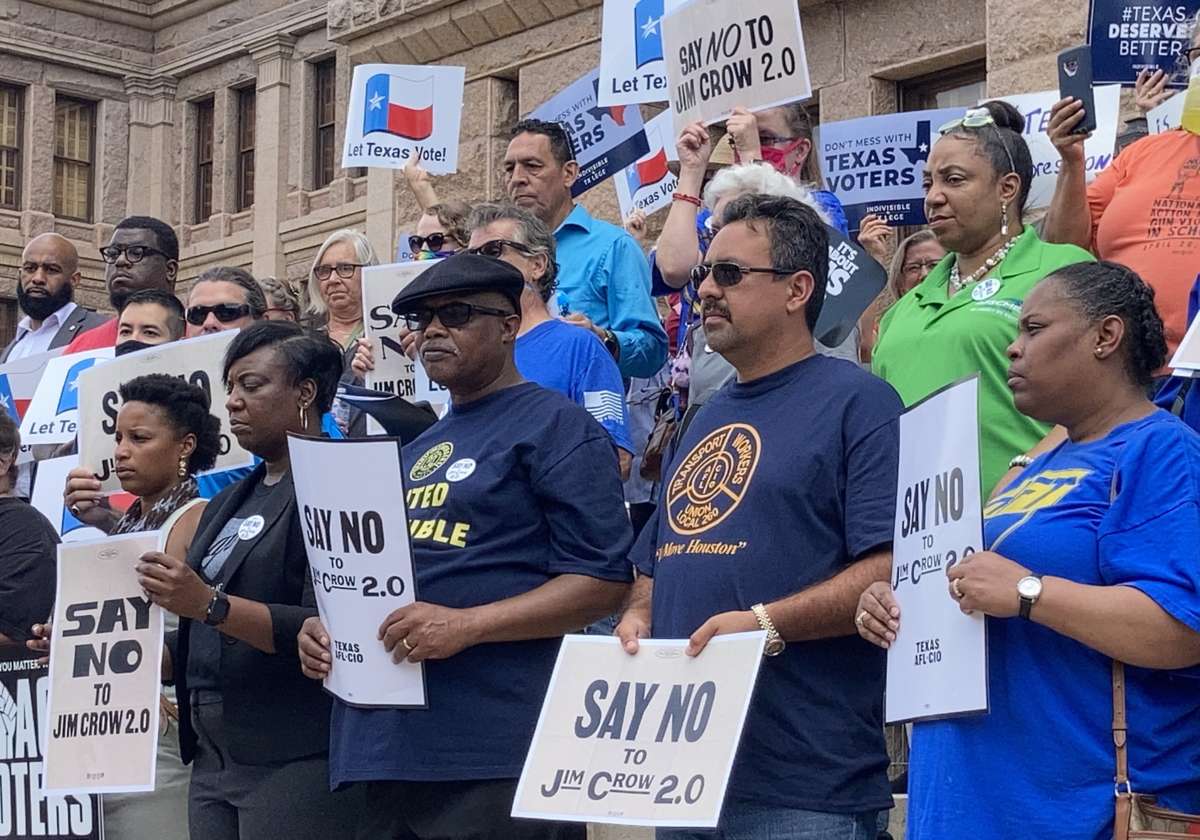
[667,423,761,535]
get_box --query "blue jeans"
[656,804,880,840]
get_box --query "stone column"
[247,33,296,280]
[124,75,179,222]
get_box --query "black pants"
[356,778,586,840]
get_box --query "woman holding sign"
[857,261,1200,839]
[871,100,1093,493]
[133,322,361,840]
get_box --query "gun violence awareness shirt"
[908,410,1200,839]
[633,354,902,813]
[329,381,633,785]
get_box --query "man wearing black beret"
[299,252,634,840]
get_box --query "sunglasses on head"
[467,239,537,259]
[690,261,798,287]
[393,301,514,331]
[186,303,253,326]
[409,233,459,254]
[937,107,1018,175]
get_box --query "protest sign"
[598,0,688,106]
[661,0,811,131]
[530,69,649,197]
[394,230,416,263]
[1170,286,1200,375]
[288,435,425,707]
[0,644,102,839]
[1088,1,1200,87]
[818,108,962,231]
[1149,90,1186,131]
[0,347,65,466]
[614,111,680,218]
[993,85,1120,210]
[886,376,988,724]
[513,632,764,827]
[45,533,163,794]
[29,456,111,543]
[342,64,466,175]
[19,349,113,446]
[76,331,254,494]
[361,261,451,410]
[815,225,888,347]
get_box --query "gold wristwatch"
[751,603,785,656]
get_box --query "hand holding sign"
[136,550,212,621]
[378,601,477,663]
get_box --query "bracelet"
[672,192,702,208]
[1009,454,1033,469]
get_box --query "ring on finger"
[401,637,413,652]
[69,504,81,516]
[952,578,964,600]
[855,610,868,627]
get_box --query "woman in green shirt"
[872,101,1092,492]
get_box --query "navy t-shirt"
[515,319,633,453]
[908,410,1200,839]
[329,382,634,784]
[633,354,901,813]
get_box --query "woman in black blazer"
[136,321,361,839]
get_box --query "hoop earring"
[178,456,187,478]
[299,402,309,432]
[1000,203,1010,238]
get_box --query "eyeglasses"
[467,239,537,259]
[186,303,253,326]
[409,233,459,254]
[1176,46,1200,74]
[21,261,65,275]
[902,259,942,276]
[99,244,167,264]
[690,261,798,287]
[312,262,364,281]
[394,301,515,331]
[937,107,1018,176]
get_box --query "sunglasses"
[467,239,536,259]
[186,303,253,326]
[409,233,459,253]
[690,261,798,287]
[937,108,1018,176]
[100,244,167,264]
[394,301,515,331]
[313,262,364,281]
[1176,46,1200,75]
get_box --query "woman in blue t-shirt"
[856,261,1200,839]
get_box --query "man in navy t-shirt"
[299,254,633,840]
[617,195,902,839]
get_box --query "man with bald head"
[2,233,107,362]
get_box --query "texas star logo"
[409,441,454,482]
[666,423,761,535]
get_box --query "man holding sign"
[617,195,902,837]
[300,254,633,840]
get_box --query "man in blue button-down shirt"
[504,119,667,379]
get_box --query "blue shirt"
[329,382,634,784]
[195,413,344,499]
[907,411,1200,840]
[633,355,901,812]
[516,319,633,453]
[553,204,667,379]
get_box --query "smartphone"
[1057,46,1097,134]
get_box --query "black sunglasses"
[690,261,799,287]
[394,301,514,331]
[186,303,253,326]
[409,233,459,253]
[100,244,167,264]
[467,239,537,259]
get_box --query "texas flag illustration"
[625,123,670,196]
[56,356,100,415]
[0,375,17,422]
[363,73,435,141]
[634,0,665,68]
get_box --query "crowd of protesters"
[1,18,1199,840]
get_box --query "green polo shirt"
[872,226,1092,493]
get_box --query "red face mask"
[759,136,809,177]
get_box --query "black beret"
[390,253,525,314]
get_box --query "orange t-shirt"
[1088,129,1200,355]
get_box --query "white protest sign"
[1170,305,1200,374]
[886,376,988,724]
[615,111,681,218]
[0,347,65,466]
[1149,92,1185,133]
[992,85,1120,210]
[45,533,163,794]
[30,455,110,543]
[19,349,113,446]
[513,632,764,827]
[76,331,254,494]
[342,64,466,175]
[288,435,425,707]
[362,261,451,409]
[662,0,810,131]
[598,0,689,106]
